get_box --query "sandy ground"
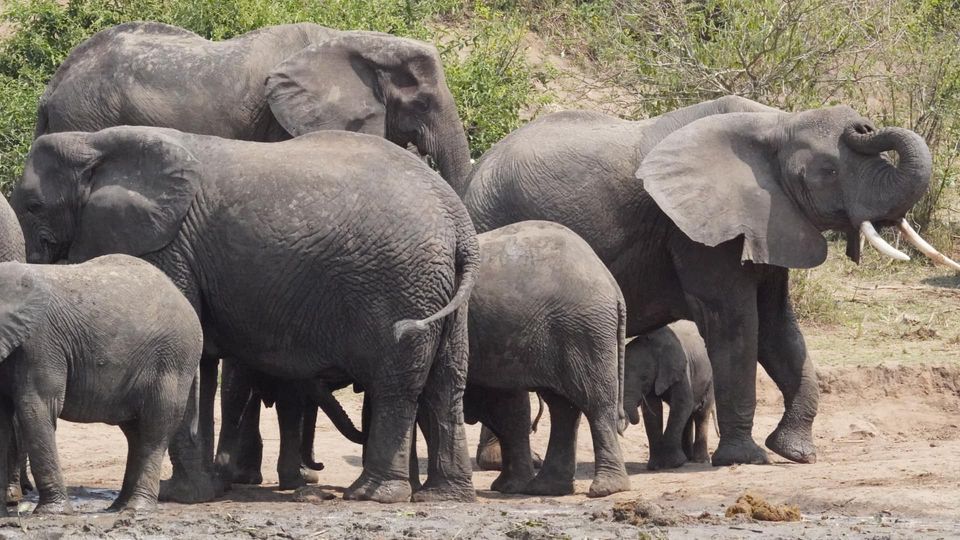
[2,360,959,539]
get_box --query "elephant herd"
[0,20,957,515]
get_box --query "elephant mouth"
[30,237,69,264]
[860,219,960,271]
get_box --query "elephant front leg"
[758,270,819,463]
[466,387,535,494]
[0,401,12,517]
[649,390,692,470]
[5,418,25,506]
[275,392,305,490]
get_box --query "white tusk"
[898,219,960,272]
[860,221,910,261]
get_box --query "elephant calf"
[623,321,714,470]
[0,255,202,514]
[461,221,629,498]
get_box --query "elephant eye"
[26,201,42,213]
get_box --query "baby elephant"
[0,255,202,514]
[623,320,714,470]
[462,221,629,498]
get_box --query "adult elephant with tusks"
[462,96,959,466]
[11,127,479,503]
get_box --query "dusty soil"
[1,359,958,539]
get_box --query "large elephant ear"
[265,31,439,137]
[69,128,200,262]
[0,263,50,360]
[637,112,827,269]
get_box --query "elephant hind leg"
[583,405,630,498]
[465,387,535,494]
[523,390,579,496]
[475,425,503,471]
[412,306,475,503]
[344,387,416,503]
[690,407,712,463]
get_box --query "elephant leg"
[758,269,819,464]
[111,421,142,510]
[681,416,696,460]
[690,406,712,463]
[198,354,218,466]
[5,419,23,504]
[160,371,222,503]
[584,405,630,498]
[0,401,12,517]
[409,415,422,492]
[412,306,475,503]
[475,426,503,471]
[649,388,692,470]
[467,388,534,494]
[361,392,371,468]
[673,241,768,466]
[275,391,305,490]
[640,397,664,466]
[343,385,416,503]
[214,360,263,485]
[524,391,579,496]
[18,399,69,514]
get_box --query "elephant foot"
[766,425,817,464]
[5,484,22,504]
[711,438,770,466]
[688,447,711,464]
[301,466,320,485]
[522,474,574,496]
[344,474,411,503]
[490,471,535,493]
[33,500,73,515]
[587,471,630,498]
[159,470,223,503]
[476,442,503,471]
[229,468,264,485]
[107,496,157,514]
[647,448,688,470]
[412,481,476,503]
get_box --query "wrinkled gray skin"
[215,363,364,490]
[41,20,472,488]
[11,127,480,504]
[0,255,203,515]
[463,96,932,466]
[421,221,629,498]
[0,196,28,507]
[623,321,714,470]
[36,21,471,186]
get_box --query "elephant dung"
[724,493,801,521]
[610,499,681,527]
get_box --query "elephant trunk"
[313,388,365,445]
[426,102,472,197]
[300,404,323,471]
[843,125,931,225]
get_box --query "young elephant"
[0,255,202,514]
[623,320,714,470]
[461,221,630,498]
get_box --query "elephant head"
[265,31,471,189]
[0,263,50,359]
[11,128,200,264]
[636,105,958,269]
[622,329,688,425]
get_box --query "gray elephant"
[623,321,714,470]
[442,221,629,497]
[11,127,479,504]
[0,196,29,506]
[37,22,470,186]
[460,96,954,467]
[0,255,203,514]
[41,20,473,488]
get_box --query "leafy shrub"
[0,0,534,191]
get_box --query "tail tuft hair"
[393,319,428,342]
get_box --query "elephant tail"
[393,218,480,342]
[616,297,628,435]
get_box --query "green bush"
[0,0,534,191]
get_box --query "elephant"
[11,126,480,504]
[214,362,365,490]
[623,320,714,470]
[0,254,203,515]
[0,196,30,506]
[36,21,470,186]
[460,95,955,466]
[417,221,630,497]
[39,20,473,487]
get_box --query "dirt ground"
[3,261,960,538]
